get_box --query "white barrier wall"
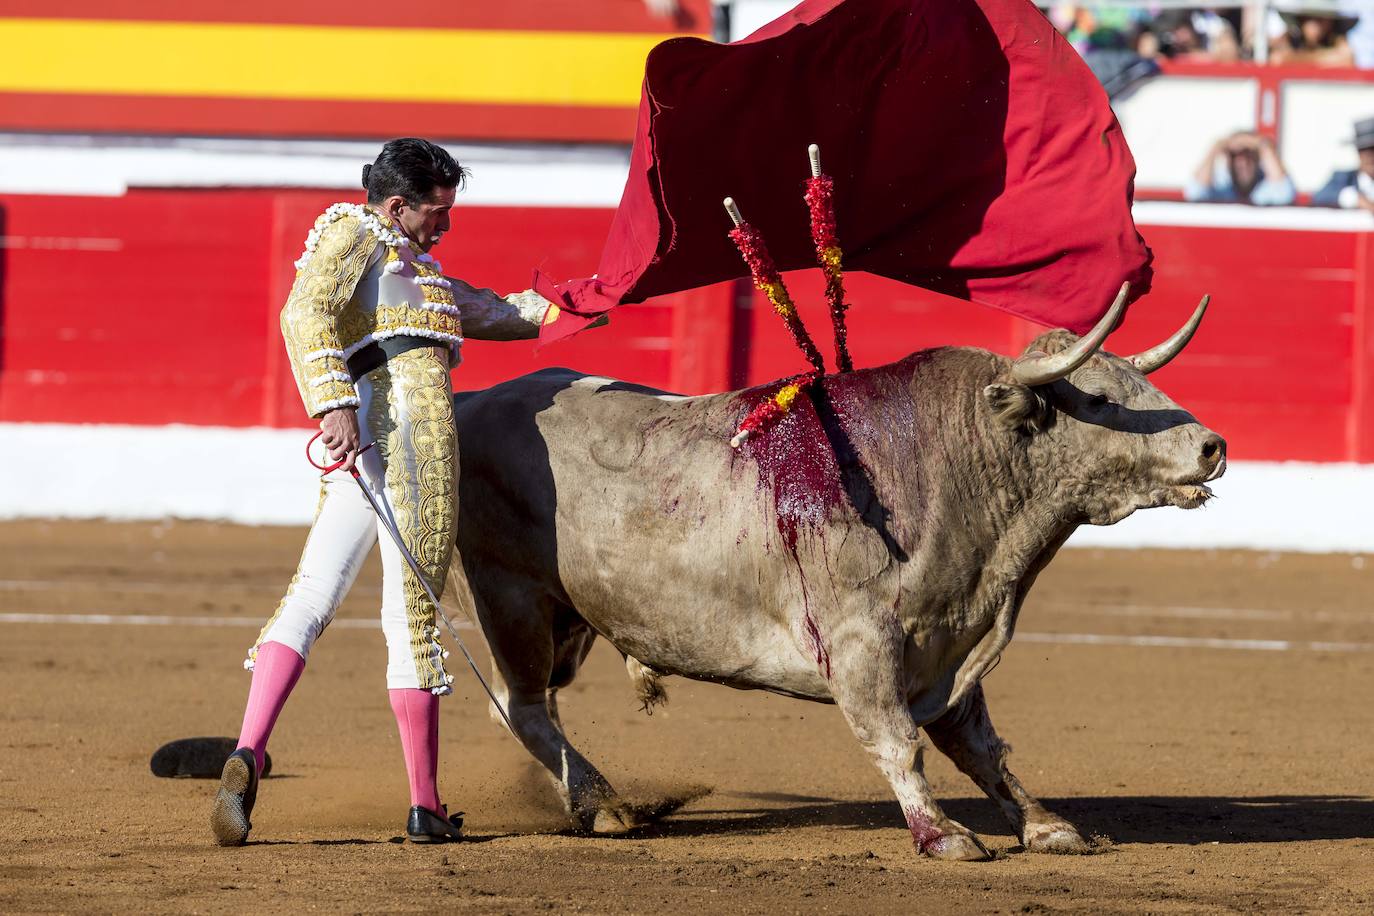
[7,422,1371,553]
[6,75,1369,201]
[728,0,796,39]
[0,137,632,203]
[1113,73,1374,194]
[1280,80,1374,192]
[1115,76,1259,190]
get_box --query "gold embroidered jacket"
[281,204,552,418]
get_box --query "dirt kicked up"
[1,520,1372,914]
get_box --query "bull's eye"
[1085,393,1110,410]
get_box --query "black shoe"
[210,748,259,847]
[406,805,463,843]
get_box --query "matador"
[211,138,559,846]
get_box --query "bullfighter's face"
[384,185,457,253]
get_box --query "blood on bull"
[444,277,1224,859]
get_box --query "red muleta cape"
[536,0,1152,345]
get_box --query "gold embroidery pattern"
[373,304,461,336]
[370,347,456,691]
[280,214,378,417]
[337,304,375,356]
[279,205,469,421]
[375,247,463,344]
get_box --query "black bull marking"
[444,337,1225,859]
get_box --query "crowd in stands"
[1037,8,1374,211]
[1044,5,1374,72]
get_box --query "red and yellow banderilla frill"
[804,144,853,373]
[727,217,827,375]
[725,145,856,447]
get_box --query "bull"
[445,285,1225,860]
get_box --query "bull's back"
[451,369,830,697]
[451,367,744,565]
[452,368,705,508]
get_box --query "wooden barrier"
[0,191,1370,463]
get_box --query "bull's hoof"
[590,804,638,835]
[1023,823,1091,855]
[923,831,992,862]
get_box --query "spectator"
[1154,9,1208,60]
[1271,9,1358,67]
[1044,5,1151,56]
[1082,26,1160,98]
[1312,116,1374,210]
[1189,8,1243,58]
[1185,131,1296,206]
[1208,19,1242,63]
[1041,5,1159,95]
[1135,26,1162,60]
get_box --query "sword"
[307,432,516,734]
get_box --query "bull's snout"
[1199,432,1227,479]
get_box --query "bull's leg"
[827,631,991,861]
[484,609,635,835]
[923,683,1089,854]
[545,687,565,734]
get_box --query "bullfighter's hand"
[320,407,361,472]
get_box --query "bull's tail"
[625,656,669,715]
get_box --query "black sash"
[346,336,440,381]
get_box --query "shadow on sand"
[635,792,1374,846]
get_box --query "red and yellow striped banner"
[0,1,711,141]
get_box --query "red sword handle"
[306,430,375,476]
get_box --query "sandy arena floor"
[1,520,1372,914]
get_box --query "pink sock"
[388,688,443,814]
[236,641,305,775]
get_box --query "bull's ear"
[983,383,1051,434]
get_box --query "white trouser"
[246,347,457,693]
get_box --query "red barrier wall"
[1,190,1369,463]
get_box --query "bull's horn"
[1127,295,1209,374]
[1011,282,1130,387]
